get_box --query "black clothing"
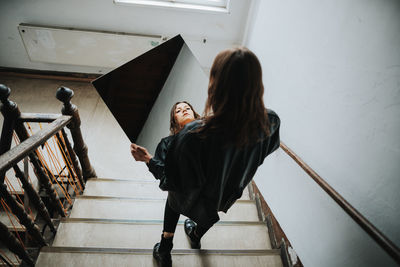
[192,223,209,238]
[147,135,174,190]
[162,199,180,233]
[162,199,211,235]
[153,238,172,267]
[147,109,280,228]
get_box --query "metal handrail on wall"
[279,142,400,264]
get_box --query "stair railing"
[56,86,97,181]
[0,84,96,266]
[279,142,400,264]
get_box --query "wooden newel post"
[56,87,96,181]
[0,84,18,157]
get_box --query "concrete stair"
[36,176,283,266]
[53,220,272,250]
[82,178,251,200]
[0,211,26,232]
[0,246,21,266]
[37,247,283,267]
[70,197,260,222]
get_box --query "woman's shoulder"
[158,135,175,150]
[180,119,204,135]
[266,108,279,120]
[266,109,280,129]
[163,120,203,149]
[161,135,175,142]
[172,120,205,148]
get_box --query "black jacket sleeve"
[146,136,173,181]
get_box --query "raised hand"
[130,143,152,163]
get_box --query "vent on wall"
[18,24,163,68]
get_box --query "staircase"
[36,174,284,266]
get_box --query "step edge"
[76,195,254,203]
[40,246,281,255]
[87,178,157,183]
[59,218,266,226]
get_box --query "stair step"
[83,178,167,199]
[3,162,40,196]
[70,197,260,222]
[0,210,40,232]
[0,211,25,231]
[83,178,251,200]
[36,247,283,267]
[0,247,20,266]
[53,219,272,250]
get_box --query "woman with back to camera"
[131,47,281,267]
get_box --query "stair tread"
[36,247,283,267]
[53,220,272,249]
[83,179,167,199]
[0,211,24,231]
[4,163,39,194]
[0,210,39,231]
[0,247,20,265]
[83,178,252,201]
[70,198,259,222]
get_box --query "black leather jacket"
[147,109,280,228]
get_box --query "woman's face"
[175,102,195,126]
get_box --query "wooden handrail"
[19,112,61,122]
[0,115,72,173]
[279,141,400,264]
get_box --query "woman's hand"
[130,143,152,163]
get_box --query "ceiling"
[0,0,252,74]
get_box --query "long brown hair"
[169,101,200,135]
[199,47,270,147]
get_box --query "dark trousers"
[163,199,211,238]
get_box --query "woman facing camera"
[131,47,280,267]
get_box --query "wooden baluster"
[54,132,76,192]
[56,131,85,191]
[13,165,56,234]
[0,183,47,247]
[56,87,96,181]
[28,153,66,217]
[0,85,66,218]
[60,129,85,189]
[0,221,34,267]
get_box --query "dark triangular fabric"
[92,35,184,142]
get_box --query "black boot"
[153,234,173,267]
[184,219,201,249]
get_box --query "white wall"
[246,0,400,266]
[136,43,208,153]
[0,0,250,73]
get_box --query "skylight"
[114,0,230,13]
